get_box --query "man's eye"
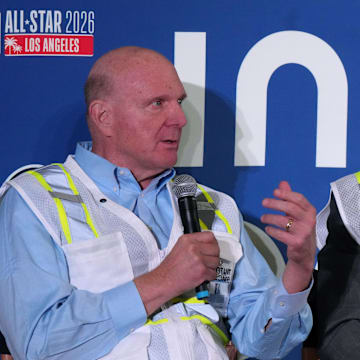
[178,99,184,105]
[153,100,162,106]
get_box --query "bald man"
[0,47,315,359]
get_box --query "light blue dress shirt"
[0,142,312,359]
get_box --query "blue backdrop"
[1,1,358,359]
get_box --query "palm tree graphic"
[4,37,18,55]
[14,44,22,54]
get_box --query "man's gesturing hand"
[134,231,220,315]
[260,181,316,293]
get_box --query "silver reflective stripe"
[197,201,216,211]
[50,191,83,203]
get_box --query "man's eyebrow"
[147,93,187,102]
[147,95,166,103]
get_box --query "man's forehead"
[115,54,174,78]
[112,58,185,96]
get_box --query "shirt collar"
[74,141,175,193]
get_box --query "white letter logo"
[174,32,206,167]
[235,30,348,167]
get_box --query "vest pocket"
[101,326,150,360]
[63,232,134,293]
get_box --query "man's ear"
[88,100,113,136]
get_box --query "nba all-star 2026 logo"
[2,9,94,56]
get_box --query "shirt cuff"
[103,280,147,339]
[267,278,313,319]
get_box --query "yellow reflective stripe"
[53,163,79,194]
[183,296,207,304]
[197,184,212,202]
[28,170,52,191]
[145,318,168,325]
[53,198,72,244]
[146,314,229,345]
[197,184,233,234]
[81,203,99,238]
[53,163,99,238]
[199,218,209,231]
[214,209,232,234]
[355,171,360,185]
[28,171,72,244]
[180,315,229,345]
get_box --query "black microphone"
[172,174,209,299]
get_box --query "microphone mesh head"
[172,174,197,198]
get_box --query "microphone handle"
[178,196,209,299]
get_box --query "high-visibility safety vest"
[317,171,360,250]
[1,155,243,360]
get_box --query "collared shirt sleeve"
[0,187,147,359]
[228,216,312,359]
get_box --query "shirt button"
[279,301,285,307]
[120,170,125,175]
[273,290,278,295]
[113,187,117,192]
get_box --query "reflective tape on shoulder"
[52,163,99,239]
[197,184,232,234]
[28,170,72,244]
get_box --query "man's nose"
[166,102,187,128]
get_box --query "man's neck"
[137,171,165,190]
[91,144,169,190]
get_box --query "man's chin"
[159,151,178,167]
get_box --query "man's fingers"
[192,231,217,242]
[261,213,296,231]
[183,231,216,243]
[264,180,313,213]
[278,180,292,192]
[262,196,316,220]
[261,211,315,240]
[187,241,219,258]
[183,232,220,256]
[261,213,298,244]
[272,188,313,212]
[203,255,221,270]
[263,225,294,246]
[262,198,303,220]
[188,252,219,282]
